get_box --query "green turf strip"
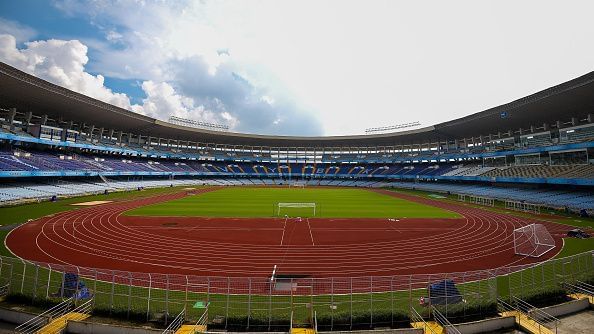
[554,237,594,258]
[125,187,459,218]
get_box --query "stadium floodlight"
[168,116,229,132]
[513,223,555,257]
[365,121,421,135]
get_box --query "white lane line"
[306,218,315,246]
[280,217,288,246]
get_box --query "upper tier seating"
[481,164,594,179]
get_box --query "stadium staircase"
[564,281,594,306]
[15,298,93,334]
[98,174,110,184]
[497,298,558,334]
[162,304,209,334]
[409,307,444,334]
[290,310,317,334]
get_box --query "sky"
[0,1,593,136]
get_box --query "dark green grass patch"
[126,187,459,219]
[555,238,594,259]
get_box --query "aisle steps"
[175,324,207,334]
[499,310,554,334]
[37,312,90,334]
[410,320,445,334]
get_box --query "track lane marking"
[306,218,315,246]
[280,217,288,246]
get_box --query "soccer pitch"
[125,187,459,218]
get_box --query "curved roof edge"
[1,61,593,147]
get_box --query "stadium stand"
[0,61,593,213]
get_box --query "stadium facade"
[0,61,593,211]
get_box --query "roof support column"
[23,111,32,127]
[7,108,17,127]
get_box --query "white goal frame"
[277,202,316,216]
[513,223,555,257]
[288,181,306,188]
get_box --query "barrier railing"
[14,297,73,334]
[512,296,559,333]
[162,307,186,334]
[193,306,209,334]
[0,251,591,331]
[409,307,438,334]
[431,305,462,334]
[562,280,594,297]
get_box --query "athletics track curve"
[6,187,572,284]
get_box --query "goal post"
[276,202,317,217]
[288,181,306,188]
[513,223,555,257]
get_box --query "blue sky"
[1,1,593,136]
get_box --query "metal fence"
[0,251,592,331]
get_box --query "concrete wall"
[538,298,590,318]
[319,329,422,334]
[0,307,45,325]
[66,320,163,334]
[451,316,516,334]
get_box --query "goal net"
[276,202,316,217]
[289,181,306,188]
[513,223,555,257]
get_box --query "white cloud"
[0,18,37,43]
[5,0,594,136]
[50,0,325,135]
[137,80,237,127]
[0,33,250,133]
[0,34,132,109]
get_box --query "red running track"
[7,188,572,280]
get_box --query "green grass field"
[125,187,460,218]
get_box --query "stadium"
[0,59,593,334]
[0,2,594,332]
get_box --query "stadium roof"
[1,61,594,147]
